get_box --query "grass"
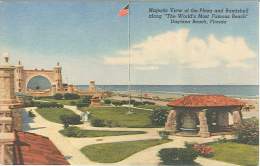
[59,126,146,137]
[81,139,171,163]
[135,104,162,110]
[208,142,258,166]
[36,108,78,123]
[40,98,81,105]
[81,107,155,128]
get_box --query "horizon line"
[75,84,259,86]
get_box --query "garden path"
[22,106,238,166]
[22,107,95,165]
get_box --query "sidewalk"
[23,107,94,165]
[22,106,238,166]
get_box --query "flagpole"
[128,0,131,112]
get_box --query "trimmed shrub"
[150,108,169,126]
[91,118,106,127]
[104,99,112,105]
[34,101,64,108]
[111,100,123,106]
[160,106,172,111]
[235,117,259,145]
[64,93,80,100]
[77,96,91,108]
[60,114,81,125]
[60,126,81,137]
[82,95,92,103]
[104,120,120,128]
[53,93,63,100]
[159,147,198,165]
[76,102,89,108]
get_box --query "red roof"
[14,131,69,165]
[167,95,245,108]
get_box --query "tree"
[81,95,92,105]
[53,93,63,100]
[235,117,259,145]
[60,114,81,125]
[150,107,170,126]
[76,95,92,108]
[64,93,80,100]
[104,99,112,105]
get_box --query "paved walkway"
[22,107,93,164]
[22,106,238,166]
[117,136,237,166]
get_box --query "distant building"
[14,60,63,96]
[0,55,68,165]
[87,80,97,94]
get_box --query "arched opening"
[27,76,52,91]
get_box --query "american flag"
[118,4,129,16]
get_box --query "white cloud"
[104,29,256,69]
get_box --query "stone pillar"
[87,80,97,95]
[0,54,16,164]
[12,109,22,131]
[198,109,210,138]
[0,56,16,105]
[165,110,177,133]
[51,84,57,96]
[14,60,24,93]
[54,62,63,92]
[232,109,242,126]
[217,111,229,128]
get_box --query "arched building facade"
[14,61,63,96]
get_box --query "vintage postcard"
[0,0,259,165]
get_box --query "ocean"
[76,85,259,99]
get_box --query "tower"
[87,80,97,94]
[0,53,16,164]
[0,53,17,104]
[15,60,24,93]
[54,62,63,92]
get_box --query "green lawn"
[40,98,81,105]
[81,107,155,128]
[209,142,258,166]
[59,127,146,137]
[136,105,172,111]
[81,139,171,163]
[135,104,162,110]
[36,108,78,123]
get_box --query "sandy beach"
[110,91,259,119]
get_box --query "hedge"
[33,101,64,108]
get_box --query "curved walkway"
[22,107,92,164]
[22,106,238,166]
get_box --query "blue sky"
[0,0,258,85]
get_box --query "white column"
[233,109,242,126]
[165,110,177,132]
[198,109,210,138]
